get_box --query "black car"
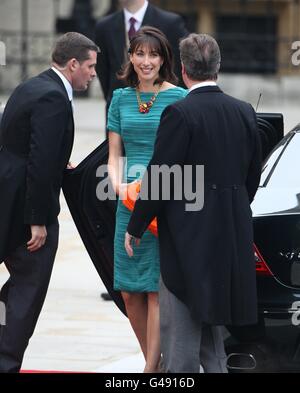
[63,112,295,372]
[226,123,300,373]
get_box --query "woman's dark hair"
[118,26,178,87]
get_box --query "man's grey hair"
[179,33,221,81]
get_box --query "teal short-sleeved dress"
[107,86,187,292]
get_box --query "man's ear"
[68,58,78,72]
[181,62,186,77]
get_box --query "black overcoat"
[128,86,262,326]
[0,69,74,262]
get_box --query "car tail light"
[254,243,273,276]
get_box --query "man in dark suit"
[0,32,98,372]
[95,0,188,107]
[125,33,262,372]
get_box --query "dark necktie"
[128,17,137,40]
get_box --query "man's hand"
[67,161,76,169]
[27,225,47,252]
[118,180,139,200]
[125,231,140,257]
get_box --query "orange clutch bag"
[122,181,158,237]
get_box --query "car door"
[62,139,126,316]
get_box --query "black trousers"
[0,221,59,372]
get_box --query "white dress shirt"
[124,0,148,33]
[51,66,73,102]
[189,81,217,93]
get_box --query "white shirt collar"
[51,66,73,101]
[189,81,217,93]
[124,0,148,32]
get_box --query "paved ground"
[0,91,300,373]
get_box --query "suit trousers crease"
[0,221,59,372]
[159,277,228,373]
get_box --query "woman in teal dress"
[107,26,186,372]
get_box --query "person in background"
[125,33,262,373]
[107,26,186,372]
[0,32,98,372]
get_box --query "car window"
[262,132,300,188]
[260,143,286,186]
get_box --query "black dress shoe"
[101,292,113,301]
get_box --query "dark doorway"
[216,14,278,74]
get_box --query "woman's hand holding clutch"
[122,180,158,237]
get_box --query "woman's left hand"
[125,231,140,257]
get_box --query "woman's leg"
[121,291,148,360]
[144,292,161,373]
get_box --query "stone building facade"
[0,0,299,103]
[152,0,300,76]
[0,0,109,93]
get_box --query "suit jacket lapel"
[65,108,74,165]
[112,11,127,64]
[142,3,155,26]
[43,69,75,163]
